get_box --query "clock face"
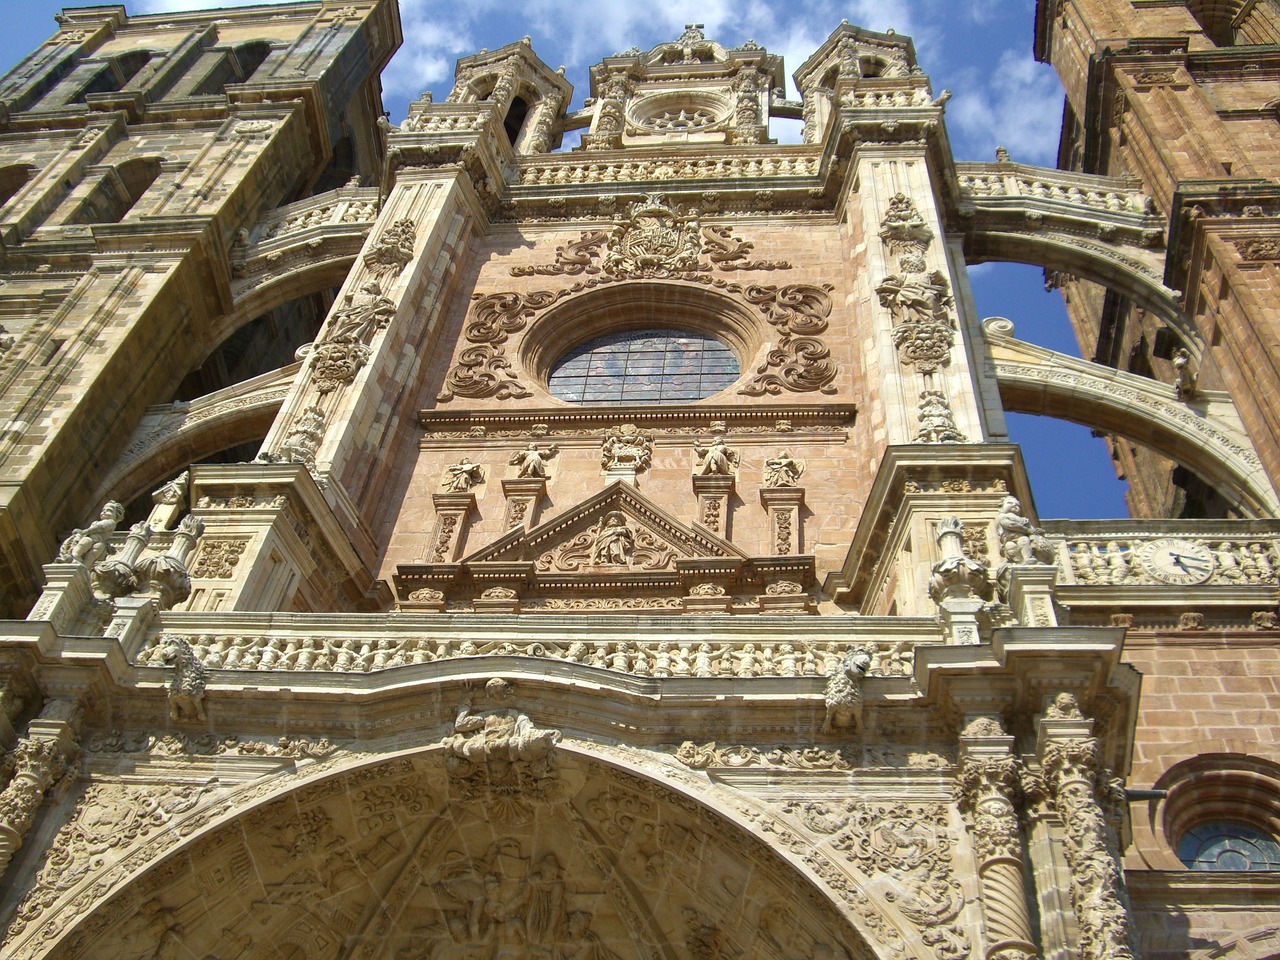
[1139,538,1215,585]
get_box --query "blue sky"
[0,0,1131,519]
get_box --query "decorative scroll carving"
[832,802,971,960]
[1232,237,1280,261]
[158,636,208,722]
[823,647,871,735]
[361,217,416,281]
[438,291,557,401]
[738,284,839,395]
[511,196,791,277]
[190,539,247,579]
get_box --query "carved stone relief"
[311,280,396,393]
[738,284,839,395]
[438,291,557,401]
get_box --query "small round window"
[548,329,738,405]
[1178,820,1280,871]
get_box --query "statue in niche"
[56,501,124,566]
[443,457,485,493]
[509,442,559,479]
[592,511,635,566]
[763,450,805,487]
[693,435,739,476]
[995,496,1055,565]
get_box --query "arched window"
[503,95,530,147]
[548,329,739,405]
[1156,755,1280,871]
[1178,820,1280,871]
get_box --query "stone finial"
[929,516,994,604]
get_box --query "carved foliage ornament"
[739,283,839,395]
[438,290,558,401]
[510,194,791,278]
[361,216,417,281]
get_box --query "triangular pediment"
[466,481,747,571]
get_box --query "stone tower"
[0,5,1276,960]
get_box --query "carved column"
[958,718,1039,960]
[692,475,734,537]
[501,478,545,532]
[430,492,476,563]
[1036,699,1135,960]
[760,486,804,555]
[0,698,81,878]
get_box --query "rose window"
[1178,820,1280,871]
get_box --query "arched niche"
[0,163,35,211]
[64,156,163,225]
[14,741,904,960]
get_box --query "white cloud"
[945,48,1064,164]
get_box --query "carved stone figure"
[1172,347,1197,399]
[914,390,967,443]
[443,678,561,764]
[509,442,558,479]
[822,647,871,735]
[996,497,1055,564]
[324,280,396,345]
[279,405,326,469]
[56,501,124,566]
[693,435,738,476]
[591,511,634,566]
[443,457,485,492]
[929,516,994,603]
[875,252,954,328]
[763,450,805,487]
[159,635,208,722]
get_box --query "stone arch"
[8,735,914,960]
[983,317,1279,516]
[92,362,293,509]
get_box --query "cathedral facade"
[0,2,1276,958]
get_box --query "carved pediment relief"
[470,480,745,569]
[394,481,815,612]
